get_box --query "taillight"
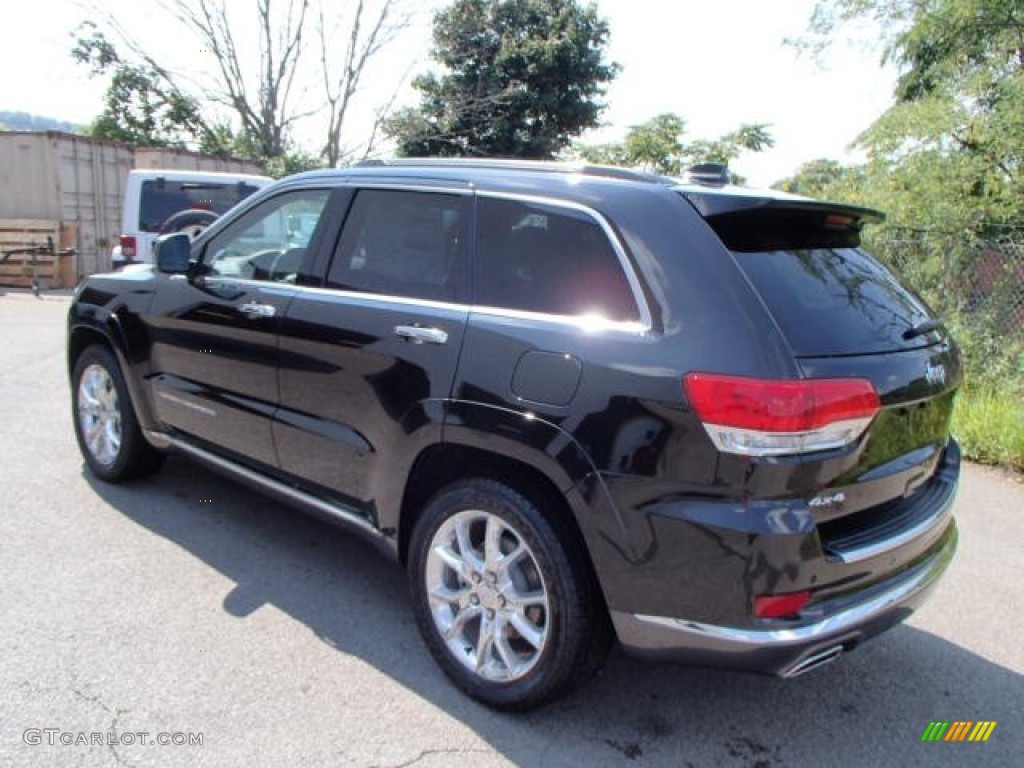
[754,591,811,619]
[119,235,137,260]
[683,373,880,457]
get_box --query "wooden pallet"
[0,219,75,289]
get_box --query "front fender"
[68,286,159,433]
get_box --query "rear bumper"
[612,519,957,677]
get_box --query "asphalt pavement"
[1,288,1021,767]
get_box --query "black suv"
[68,159,961,710]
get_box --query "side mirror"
[155,233,192,274]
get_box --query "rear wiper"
[902,318,942,340]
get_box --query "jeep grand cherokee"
[68,159,961,710]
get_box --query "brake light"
[754,591,811,619]
[683,373,880,457]
[825,213,857,228]
[119,235,137,260]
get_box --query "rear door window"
[475,197,640,322]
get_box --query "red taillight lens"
[754,591,811,619]
[684,374,879,431]
[119,235,137,259]
[683,373,880,456]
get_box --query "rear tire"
[72,345,164,482]
[408,478,610,710]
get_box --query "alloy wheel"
[77,363,122,466]
[425,509,550,682]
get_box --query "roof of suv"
[287,158,673,195]
[287,158,880,218]
[354,158,675,184]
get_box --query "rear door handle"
[394,325,448,345]
[239,301,276,318]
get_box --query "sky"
[0,0,895,187]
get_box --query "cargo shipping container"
[0,131,263,286]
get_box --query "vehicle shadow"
[85,456,1023,768]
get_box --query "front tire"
[72,345,164,482]
[408,478,610,710]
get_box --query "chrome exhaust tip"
[784,644,844,678]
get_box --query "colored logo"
[921,721,997,742]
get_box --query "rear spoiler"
[680,191,885,252]
[682,190,884,222]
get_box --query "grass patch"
[953,386,1024,471]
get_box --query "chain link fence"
[868,228,1024,392]
[871,229,1024,334]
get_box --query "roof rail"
[365,157,672,184]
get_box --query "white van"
[112,169,273,267]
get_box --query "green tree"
[774,158,865,199]
[791,1,1024,471]
[576,113,773,178]
[796,0,1024,232]
[262,148,324,178]
[72,22,207,147]
[386,0,618,158]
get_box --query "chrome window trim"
[474,189,653,331]
[467,303,648,334]
[282,283,649,335]
[286,283,468,314]
[206,183,653,334]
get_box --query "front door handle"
[239,301,276,318]
[394,325,448,345]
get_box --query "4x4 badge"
[925,362,947,387]
[809,491,845,509]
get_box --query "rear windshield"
[690,201,936,356]
[139,180,262,232]
[733,247,935,356]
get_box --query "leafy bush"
[866,231,1024,470]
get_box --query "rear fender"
[443,400,638,564]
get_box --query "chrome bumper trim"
[629,522,956,650]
